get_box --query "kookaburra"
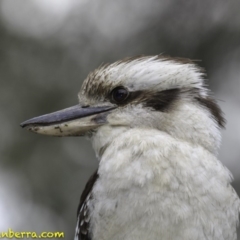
[21,55,240,240]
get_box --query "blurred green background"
[0,0,240,239]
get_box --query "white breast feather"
[89,128,240,240]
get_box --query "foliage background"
[0,0,240,238]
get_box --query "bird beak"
[20,105,116,136]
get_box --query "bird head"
[21,55,225,155]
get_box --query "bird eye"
[111,87,129,103]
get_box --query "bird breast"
[89,128,240,240]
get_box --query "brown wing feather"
[75,170,99,240]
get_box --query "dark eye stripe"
[108,88,180,111]
[144,89,180,112]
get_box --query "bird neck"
[91,125,129,159]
